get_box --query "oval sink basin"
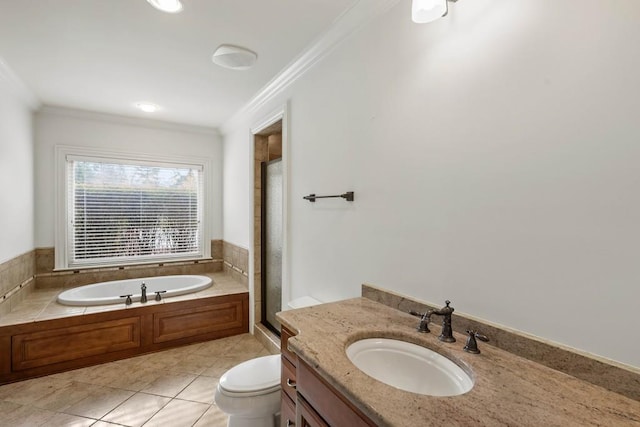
[346,338,473,396]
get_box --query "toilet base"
[227,412,280,427]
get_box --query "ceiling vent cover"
[212,45,257,70]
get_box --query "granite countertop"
[277,297,640,426]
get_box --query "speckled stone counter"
[277,298,640,426]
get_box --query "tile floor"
[0,333,274,426]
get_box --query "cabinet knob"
[286,378,297,389]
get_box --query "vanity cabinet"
[280,326,375,427]
[280,327,298,427]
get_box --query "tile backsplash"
[222,241,249,286]
[0,250,36,317]
[1,240,246,315]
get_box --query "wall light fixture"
[146,0,183,14]
[135,102,160,113]
[412,0,457,23]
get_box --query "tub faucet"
[140,282,147,303]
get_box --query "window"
[56,147,210,269]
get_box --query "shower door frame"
[261,158,283,335]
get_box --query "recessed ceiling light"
[146,0,183,13]
[135,102,160,113]
[212,45,257,70]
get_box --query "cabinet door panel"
[153,301,243,343]
[12,317,140,370]
[281,391,296,427]
[297,395,329,427]
[282,356,297,403]
[297,360,375,427]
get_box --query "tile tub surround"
[222,241,249,286]
[2,243,243,326]
[0,250,35,296]
[34,244,224,291]
[0,271,249,387]
[362,284,640,402]
[0,272,246,327]
[36,241,225,276]
[0,333,275,427]
[0,250,36,317]
[277,298,640,426]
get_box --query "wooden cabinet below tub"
[0,292,248,385]
[280,326,375,427]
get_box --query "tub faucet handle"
[154,290,166,301]
[120,294,133,305]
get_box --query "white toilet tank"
[287,296,322,310]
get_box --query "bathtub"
[57,275,212,306]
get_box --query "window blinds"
[67,157,203,267]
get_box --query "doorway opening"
[253,120,283,335]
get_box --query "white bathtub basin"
[57,275,212,306]
[346,338,473,396]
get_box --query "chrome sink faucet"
[140,282,148,303]
[409,300,456,343]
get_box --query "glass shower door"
[261,159,282,333]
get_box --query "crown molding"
[0,57,41,110]
[38,105,221,136]
[221,0,401,135]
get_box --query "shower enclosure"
[261,158,282,333]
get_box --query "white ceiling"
[0,0,357,128]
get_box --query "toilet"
[215,296,322,427]
[287,296,321,310]
[215,354,282,427]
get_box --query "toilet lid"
[219,354,281,394]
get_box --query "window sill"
[53,257,215,274]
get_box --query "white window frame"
[55,145,212,270]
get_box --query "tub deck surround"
[0,272,249,385]
[276,298,640,427]
[0,272,242,326]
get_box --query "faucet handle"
[463,330,489,354]
[408,310,431,333]
[155,290,167,301]
[120,294,133,305]
[441,300,454,314]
